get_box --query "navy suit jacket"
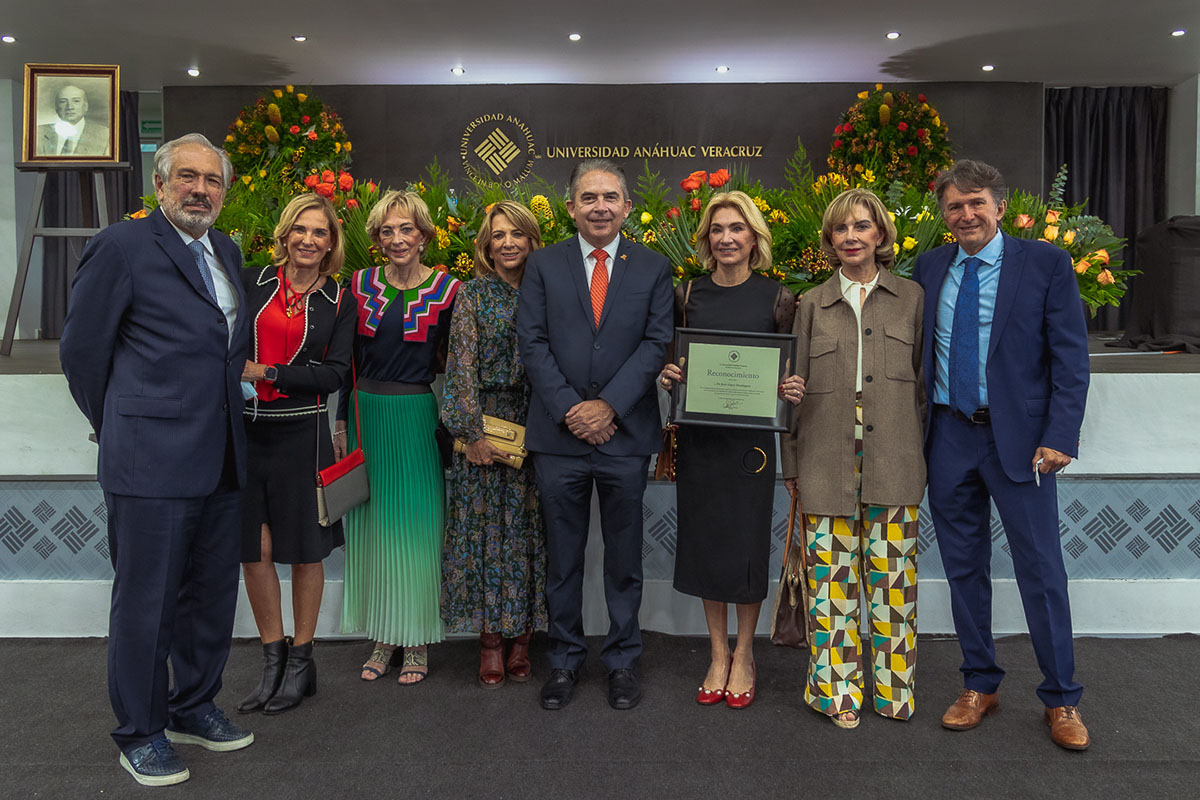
[60,207,249,497]
[517,235,673,456]
[911,233,1089,483]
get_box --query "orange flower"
[484,203,497,213]
[337,172,353,191]
[314,182,335,198]
[433,263,449,274]
[367,181,377,193]
[447,216,462,233]
[690,197,702,211]
[1073,259,1090,274]
[303,174,320,188]
[130,208,148,219]
[708,168,731,188]
[307,131,318,141]
[1091,248,1110,266]
[1013,213,1035,229]
[1042,225,1059,242]
[346,198,360,209]
[321,170,336,184]
[1097,269,1115,286]
[1045,209,1061,224]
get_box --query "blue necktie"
[949,256,982,417]
[187,240,219,303]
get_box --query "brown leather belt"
[937,404,990,424]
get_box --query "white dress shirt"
[579,234,621,284]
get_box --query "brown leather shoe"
[478,633,505,688]
[505,630,532,682]
[941,689,999,730]
[1045,705,1090,750]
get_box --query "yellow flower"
[902,236,917,250]
[273,89,283,98]
[854,164,864,173]
[893,242,900,255]
[264,125,279,143]
[1042,225,1059,241]
[879,104,891,125]
[933,116,941,128]
[249,183,256,192]
[769,209,790,225]
[344,141,352,152]
[752,196,771,213]
[297,93,307,102]
[334,142,341,153]
[258,169,267,178]
[876,83,883,91]
[241,175,252,185]
[857,91,869,100]
[435,226,450,249]
[888,211,896,221]
[224,134,235,143]
[286,85,294,93]
[1045,209,1061,224]
[455,253,473,271]
[916,208,931,222]
[673,265,685,278]
[640,211,653,225]
[531,195,553,221]
[267,103,282,126]
[642,229,657,243]
[1062,230,1076,246]
[235,118,244,129]
[883,92,894,107]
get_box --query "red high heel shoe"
[696,657,732,706]
[725,663,756,709]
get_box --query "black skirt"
[242,413,344,564]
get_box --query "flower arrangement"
[223,85,351,180]
[828,84,953,189]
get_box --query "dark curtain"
[40,91,143,338]
[1044,86,1168,332]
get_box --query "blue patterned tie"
[949,256,982,417]
[187,240,219,303]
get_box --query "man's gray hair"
[154,133,234,189]
[934,159,1007,207]
[567,158,629,202]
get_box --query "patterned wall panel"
[1,478,1196,582]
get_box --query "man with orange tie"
[517,159,673,711]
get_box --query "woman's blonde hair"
[820,188,897,270]
[474,201,542,277]
[365,189,435,249]
[271,193,344,277]
[693,191,772,272]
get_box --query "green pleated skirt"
[339,389,445,646]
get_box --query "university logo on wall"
[459,113,536,187]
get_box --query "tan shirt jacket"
[781,267,927,517]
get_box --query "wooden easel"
[1,161,130,356]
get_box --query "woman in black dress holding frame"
[659,190,804,709]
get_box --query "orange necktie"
[590,248,609,327]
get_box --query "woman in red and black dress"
[237,193,356,714]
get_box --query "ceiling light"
[715,65,730,73]
[187,68,201,77]
[1,35,15,43]
[450,66,465,75]
[981,64,995,72]
[886,31,901,40]
[1171,29,1186,37]
[292,35,307,42]
[568,33,581,41]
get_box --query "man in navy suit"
[60,133,254,786]
[517,159,673,710]
[912,159,1091,750]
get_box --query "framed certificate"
[670,328,798,432]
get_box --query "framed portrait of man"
[22,63,120,163]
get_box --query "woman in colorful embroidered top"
[334,190,461,684]
[441,201,547,688]
[238,193,356,714]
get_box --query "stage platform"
[2,335,1197,638]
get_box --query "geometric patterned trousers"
[803,404,919,720]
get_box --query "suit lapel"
[988,233,1024,362]
[564,235,596,329]
[150,208,220,308]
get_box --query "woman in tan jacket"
[782,187,926,729]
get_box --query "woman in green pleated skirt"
[335,190,462,684]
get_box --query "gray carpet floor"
[2,632,1196,798]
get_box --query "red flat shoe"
[725,663,756,709]
[696,657,731,706]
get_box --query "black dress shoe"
[264,640,316,714]
[608,668,642,710]
[540,668,578,710]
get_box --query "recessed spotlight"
[1,35,15,43]
[450,66,465,75]
[568,33,581,41]
[292,35,307,42]
[886,31,901,40]
[981,64,995,72]
[187,68,201,77]
[715,65,730,73]
[1171,29,1186,37]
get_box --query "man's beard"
[162,193,220,232]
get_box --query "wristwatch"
[262,366,278,383]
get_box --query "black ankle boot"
[237,638,288,714]
[263,640,317,714]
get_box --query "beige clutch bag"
[452,415,528,469]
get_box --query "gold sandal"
[360,645,395,681]
[397,646,429,685]
[832,709,861,729]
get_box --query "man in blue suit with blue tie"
[60,133,254,786]
[518,159,673,711]
[912,160,1091,750]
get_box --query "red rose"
[680,177,703,192]
[346,198,360,209]
[834,124,843,135]
[289,125,300,134]
[708,168,731,188]
[321,170,335,184]
[907,145,918,156]
[690,197,702,211]
[916,128,927,138]
[897,122,908,132]
[367,181,377,193]
[917,93,927,102]
[337,172,354,191]
[301,115,310,124]
[833,139,844,149]
[928,181,935,191]
[303,174,320,188]
[666,207,681,219]
[307,131,318,141]
[315,182,335,198]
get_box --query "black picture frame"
[670,327,798,432]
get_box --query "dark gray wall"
[164,82,1043,196]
